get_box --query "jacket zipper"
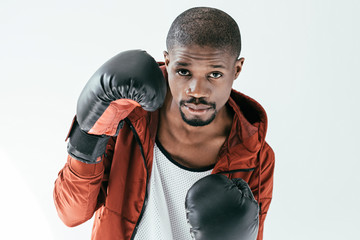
[216,168,255,175]
[125,118,149,240]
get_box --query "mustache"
[180,98,216,109]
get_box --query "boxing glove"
[67,50,167,163]
[185,174,259,240]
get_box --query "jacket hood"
[215,89,268,173]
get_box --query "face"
[164,45,244,127]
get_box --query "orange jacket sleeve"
[53,137,115,227]
[251,142,275,240]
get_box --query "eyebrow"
[209,64,226,69]
[174,62,226,69]
[175,62,190,67]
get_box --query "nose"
[186,77,210,99]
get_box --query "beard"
[179,98,217,127]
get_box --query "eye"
[177,69,191,76]
[209,72,223,79]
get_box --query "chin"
[180,111,217,127]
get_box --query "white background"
[1,0,359,239]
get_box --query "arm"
[53,135,115,227]
[250,142,275,240]
[53,50,166,227]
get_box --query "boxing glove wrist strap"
[67,119,110,163]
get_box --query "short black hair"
[166,7,241,58]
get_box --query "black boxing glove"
[67,50,166,163]
[185,174,259,240]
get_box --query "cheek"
[213,80,234,108]
[168,75,186,101]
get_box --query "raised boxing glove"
[67,50,166,163]
[185,174,259,240]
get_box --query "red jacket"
[54,65,275,240]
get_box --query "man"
[54,7,275,240]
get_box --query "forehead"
[168,45,236,67]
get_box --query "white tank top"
[134,140,213,240]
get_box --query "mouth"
[183,103,213,116]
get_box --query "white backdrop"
[1,0,359,239]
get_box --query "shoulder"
[260,142,275,168]
[125,107,160,142]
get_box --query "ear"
[234,57,245,80]
[163,51,170,67]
